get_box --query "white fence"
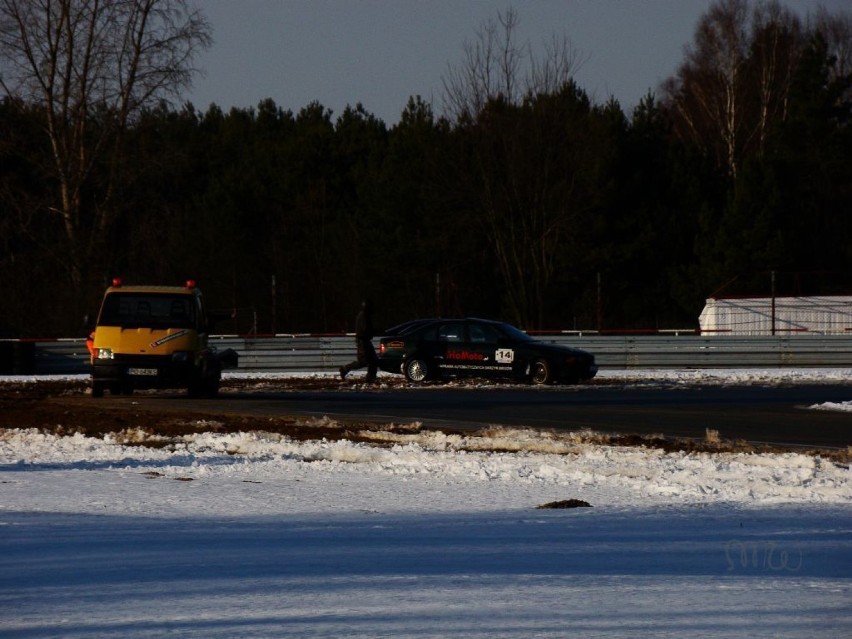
[699,296,852,335]
[4,334,852,375]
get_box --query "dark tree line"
[1,0,850,337]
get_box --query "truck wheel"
[91,382,105,398]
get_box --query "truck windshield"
[98,293,197,329]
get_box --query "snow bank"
[2,369,851,639]
[2,427,849,519]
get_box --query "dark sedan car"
[377,318,597,385]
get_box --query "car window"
[385,320,427,336]
[417,325,437,341]
[469,322,500,344]
[437,322,464,343]
[498,322,534,342]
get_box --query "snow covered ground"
[1,369,850,638]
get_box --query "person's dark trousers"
[341,339,377,381]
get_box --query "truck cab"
[90,279,237,397]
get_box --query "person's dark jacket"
[355,302,374,342]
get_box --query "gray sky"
[186,0,844,124]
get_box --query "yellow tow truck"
[89,279,237,397]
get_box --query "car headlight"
[95,348,113,360]
[171,351,191,363]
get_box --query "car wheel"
[404,357,429,383]
[531,358,552,385]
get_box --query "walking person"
[340,299,378,382]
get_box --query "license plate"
[127,367,157,376]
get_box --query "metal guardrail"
[3,334,852,376]
[554,335,852,368]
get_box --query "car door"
[433,320,473,376]
[463,321,511,378]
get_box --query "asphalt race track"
[121,383,852,449]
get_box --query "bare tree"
[530,32,584,98]
[664,0,751,178]
[441,8,521,122]
[663,0,813,178]
[813,5,852,96]
[441,8,589,328]
[0,0,211,296]
[750,2,803,154]
[441,7,583,122]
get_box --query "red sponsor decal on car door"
[446,351,485,361]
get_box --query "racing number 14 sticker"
[495,348,514,364]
